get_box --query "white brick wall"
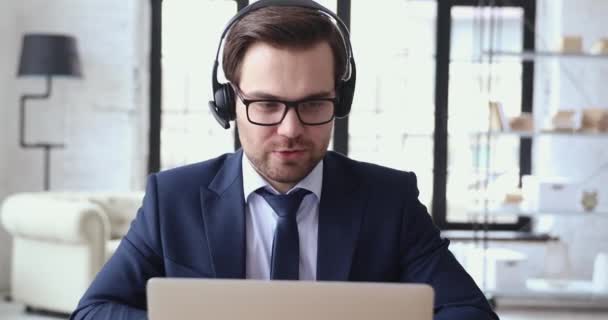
[0,0,149,291]
[0,0,18,293]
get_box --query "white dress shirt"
[242,154,322,281]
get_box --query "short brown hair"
[222,6,348,86]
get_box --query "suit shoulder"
[327,151,415,186]
[153,152,235,188]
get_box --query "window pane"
[162,0,237,170]
[447,6,524,223]
[349,0,437,209]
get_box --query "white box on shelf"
[591,38,608,55]
[559,36,583,53]
[522,175,581,213]
[453,244,527,292]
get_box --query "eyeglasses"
[233,86,337,126]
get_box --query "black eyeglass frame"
[233,86,338,126]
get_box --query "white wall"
[0,0,149,292]
[533,0,608,278]
[0,0,19,293]
[8,0,149,192]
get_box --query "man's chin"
[264,162,314,183]
[267,168,308,183]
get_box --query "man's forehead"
[238,41,335,100]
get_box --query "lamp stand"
[19,75,65,190]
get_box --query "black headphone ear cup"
[336,78,355,118]
[335,57,356,118]
[214,84,237,121]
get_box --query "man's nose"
[276,107,304,138]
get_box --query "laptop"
[147,278,434,320]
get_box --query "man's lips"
[273,149,306,159]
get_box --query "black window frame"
[148,0,247,174]
[432,0,536,231]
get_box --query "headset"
[208,0,357,129]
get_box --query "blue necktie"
[256,188,310,280]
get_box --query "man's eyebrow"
[245,90,335,100]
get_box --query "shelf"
[394,131,608,138]
[467,208,608,217]
[484,50,608,62]
[493,288,608,309]
[442,230,557,242]
[469,130,608,139]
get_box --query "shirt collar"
[242,153,323,202]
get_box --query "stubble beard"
[249,138,327,185]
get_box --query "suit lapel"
[199,150,368,280]
[200,150,246,279]
[317,152,368,281]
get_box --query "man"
[71,1,498,319]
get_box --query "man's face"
[235,41,335,193]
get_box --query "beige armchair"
[0,191,143,314]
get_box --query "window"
[434,0,535,230]
[161,0,238,170]
[349,0,437,209]
[448,6,524,223]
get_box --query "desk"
[497,307,608,320]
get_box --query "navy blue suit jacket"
[71,150,498,320]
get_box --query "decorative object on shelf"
[523,158,607,214]
[504,189,524,205]
[17,33,82,190]
[581,190,598,212]
[508,112,534,132]
[600,111,608,132]
[581,108,607,132]
[577,160,608,213]
[522,175,581,213]
[488,101,508,131]
[560,35,583,53]
[551,110,580,132]
[591,38,608,55]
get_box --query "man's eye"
[301,100,330,109]
[258,102,282,108]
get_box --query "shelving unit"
[471,46,608,308]
[471,131,608,139]
[440,2,608,309]
[467,208,608,217]
[484,50,608,61]
[491,289,608,309]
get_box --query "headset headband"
[212,0,354,93]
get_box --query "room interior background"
[0,0,606,308]
[0,0,150,291]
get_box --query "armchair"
[0,191,143,314]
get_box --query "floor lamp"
[17,34,82,190]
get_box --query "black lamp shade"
[18,34,82,77]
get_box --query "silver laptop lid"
[147,278,434,320]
